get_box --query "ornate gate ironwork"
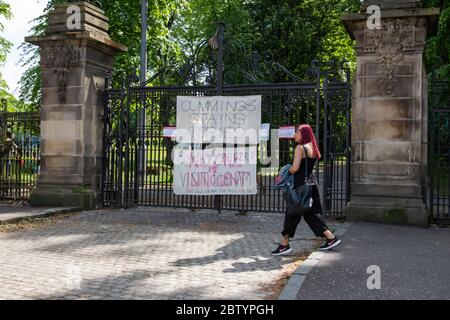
[103,82,316,211]
[102,26,352,215]
[102,70,352,216]
[322,67,352,219]
[429,75,450,225]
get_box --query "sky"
[1,0,47,97]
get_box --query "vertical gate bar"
[101,91,108,206]
[331,92,335,217]
[20,116,23,199]
[26,114,30,199]
[161,92,166,208]
[16,116,19,199]
[341,141,344,216]
[5,115,8,198]
[185,91,189,210]
[155,92,160,207]
[124,90,131,207]
[335,94,338,216]
[136,94,141,205]
[163,93,170,208]
[0,112,3,199]
[214,23,225,213]
[429,73,435,221]
[0,111,2,199]
[346,68,352,206]
[18,116,21,199]
[22,114,26,200]
[447,114,450,218]
[129,135,134,204]
[144,129,148,205]
[112,96,117,205]
[145,126,149,206]
[149,94,155,206]
[134,92,139,205]
[116,93,121,206]
[18,116,22,199]
[15,117,19,200]
[156,92,162,208]
[119,90,125,207]
[436,112,439,219]
[322,74,329,216]
[19,116,22,199]
[9,115,12,199]
[24,115,28,199]
[315,66,321,183]
[10,116,14,199]
[110,97,115,205]
[268,94,273,212]
[436,112,440,218]
[10,115,13,199]
[27,117,30,199]
[16,116,20,200]
[141,91,146,205]
[115,95,119,206]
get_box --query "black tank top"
[294,145,317,188]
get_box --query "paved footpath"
[296,222,450,300]
[0,205,80,223]
[0,207,342,300]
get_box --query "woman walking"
[272,124,342,256]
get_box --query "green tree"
[245,0,359,82]
[19,0,190,109]
[166,0,359,84]
[0,0,12,105]
[422,0,450,79]
[30,1,450,109]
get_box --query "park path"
[0,207,341,300]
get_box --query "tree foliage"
[422,0,450,80]
[16,0,450,110]
[0,0,13,108]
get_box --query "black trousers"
[281,184,329,238]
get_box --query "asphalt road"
[296,222,450,300]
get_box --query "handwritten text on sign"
[176,96,262,144]
[173,147,257,195]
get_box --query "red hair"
[297,124,321,159]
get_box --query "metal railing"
[0,111,40,201]
[429,78,450,225]
[102,71,352,217]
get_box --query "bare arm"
[289,145,304,174]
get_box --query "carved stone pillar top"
[342,4,440,73]
[25,1,127,54]
[343,2,440,41]
[361,0,421,11]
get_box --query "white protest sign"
[176,96,261,144]
[173,146,258,195]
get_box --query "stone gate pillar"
[26,1,127,209]
[342,0,439,226]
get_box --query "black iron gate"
[102,67,351,217]
[429,75,450,225]
[0,109,40,201]
[102,23,351,215]
[322,69,352,219]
